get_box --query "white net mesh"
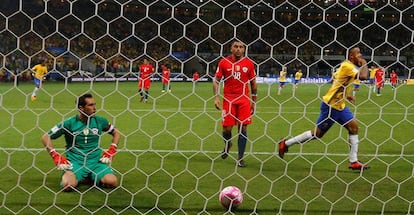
[1,0,414,214]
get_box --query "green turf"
[0,80,413,214]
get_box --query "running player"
[31,60,48,101]
[277,66,287,95]
[278,47,370,170]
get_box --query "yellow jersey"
[32,64,48,80]
[322,60,358,110]
[295,70,303,80]
[279,70,287,82]
[353,79,361,85]
[369,68,376,79]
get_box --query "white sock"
[349,134,359,163]
[32,87,39,97]
[286,130,313,147]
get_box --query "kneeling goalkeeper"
[41,93,121,191]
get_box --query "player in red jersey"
[193,71,199,87]
[375,67,385,96]
[213,40,257,167]
[138,59,154,103]
[161,64,171,93]
[390,69,398,89]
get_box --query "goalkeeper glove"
[99,143,117,164]
[50,149,72,170]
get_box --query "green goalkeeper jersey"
[47,115,111,164]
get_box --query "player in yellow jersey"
[278,47,370,170]
[31,60,48,101]
[369,65,377,93]
[277,66,287,95]
[294,69,303,89]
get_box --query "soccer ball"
[219,186,243,210]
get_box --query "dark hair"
[348,46,359,58]
[77,93,93,108]
[230,39,244,48]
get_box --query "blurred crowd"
[0,0,413,81]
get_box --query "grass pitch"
[0,80,413,214]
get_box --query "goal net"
[1,0,413,214]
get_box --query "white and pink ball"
[219,186,243,210]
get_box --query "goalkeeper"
[41,93,121,191]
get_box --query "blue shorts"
[369,78,375,84]
[353,84,360,89]
[279,82,286,86]
[294,80,300,84]
[316,102,354,132]
[34,78,41,87]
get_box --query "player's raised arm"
[357,57,368,80]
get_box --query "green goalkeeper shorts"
[68,160,114,186]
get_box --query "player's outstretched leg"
[278,139,288,159]
[31,87,39,101]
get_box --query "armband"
[107,124,115,134]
